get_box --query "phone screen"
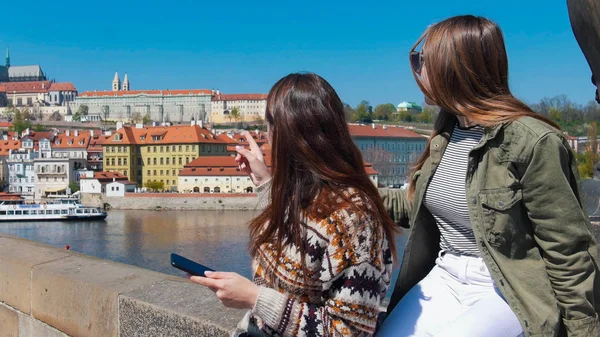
[170,253,215,276]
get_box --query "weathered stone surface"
[18,314,69,337]
[31,254,168,337]
[0,236,69,313]
[119,279,246,337]
[0,304,19,337]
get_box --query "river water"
[0,210,407,297]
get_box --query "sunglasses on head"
[410,51,424,74]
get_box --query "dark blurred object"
[567,0,600,103]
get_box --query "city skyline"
[0,0,593,107]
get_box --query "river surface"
[0,210,407,297]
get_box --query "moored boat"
[0,198,107,221]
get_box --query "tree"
[68,182,80,194]
[130,112,143,124]
[230,107,242,125]
[145,181,165,191]
[2,106,18,120]
[362,146,395,187]
[33,124,46,132]
[49,111,62,121]
[10,109,32,134]
[142,113,152,124]
[373,103,397,121]
[353,100,373,123]
[20,108,33,121]
[582,121,599,178]
[343,103,356,122]
[77,105,89,116]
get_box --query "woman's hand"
[189,271,260,310]
[235,131,271,186]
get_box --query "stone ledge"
[0,234,246,337]
[120,280,246,337]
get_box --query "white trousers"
[377,252,524,337]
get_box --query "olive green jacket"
[380,117,600,337]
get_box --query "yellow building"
[101,122,228,190]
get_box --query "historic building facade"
[349,124,427,187]
[210,93,267,124]
[101,122,228,189]
[70,72,212,123]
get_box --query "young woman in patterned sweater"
[190,73,398,337]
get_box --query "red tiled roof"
[0,140,21,156]
[0,122,13,128]
[48,82,77,92]
[24,131,55,142]
[89,171,131,183]
[212,93,268,101]
[180,167,248,177]
[185,156,239,168]
[104,125,226,145]
[78,89,212,97]
[0,81,52,94]
[348,124,425,139]
[52,131,91,149]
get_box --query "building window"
[111,158,115,166]
[124,170,128,176]
[147,158,151,165]
[166,146,170,153]
[172,169,176,175]
[153,158,157,165]
[153,146,157,153]
[160,147,164,152]
[185,145,189,151]
[147,170,151,175]
[118,158,122,166]
[172,146,176,152]
[160,170,163,175]
[153,170,157,175]
[179,157,182,165]
[179,145,182,152]
[166,158,170,165]
[160,158,164,165]
[124,158,128,165]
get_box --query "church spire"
[112,71,121,92]
[5,48,10,68]
[122,73,130,91]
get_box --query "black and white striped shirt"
[423,124,484,257]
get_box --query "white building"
[80,170,134,196]
[33,158,86,199]
[210,93,267,124]
[7,149,37,198]
[69,73,212,123]
[178,156,257,193]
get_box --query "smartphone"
[170,253,215,276]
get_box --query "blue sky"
[0,0,593,107]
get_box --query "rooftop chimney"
[152,121,159,127]
[190,120,196,126]
[66,129,70,136]
[89,129,94,137]
[74,130,79,137]
[116,122,123,130]
[372,123,376,129]
[198,120,203,128]
[135,123,143,129]
[382,125,388,130]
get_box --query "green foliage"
[230,107,242,124]
[77,105,89,116]
[130,112,142,124]
[352,101,373,123]
[373,103,397,121]
[9,109,32,134]
[145,180,165,191]
[68,182,80,193]
[142,113,152,124]
[33,124,46,132]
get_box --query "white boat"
[0,199,107,221]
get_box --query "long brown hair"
[408,15,559,198]
[249,73,398,266]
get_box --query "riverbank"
[82,193,262,211]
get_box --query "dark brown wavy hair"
[249,73,398,266]
[408,15,559,199]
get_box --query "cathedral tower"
[112,71,121,92]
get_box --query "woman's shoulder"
[498,116,570,159]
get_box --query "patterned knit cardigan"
[233,181,393,337]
